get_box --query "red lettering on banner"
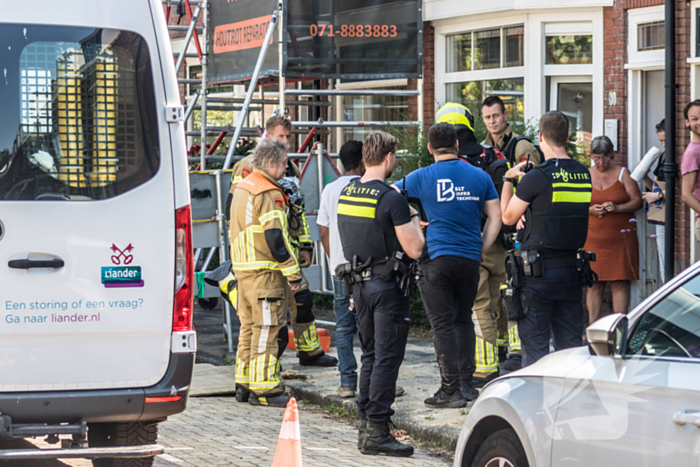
[213,15,273,54]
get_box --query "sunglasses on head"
[656,122,665,130]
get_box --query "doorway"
[548,76,593,153]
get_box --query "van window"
[0,25,160,201]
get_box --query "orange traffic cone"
[271,397,303,467]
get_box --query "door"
[639,69,665,292]
[0,23,174,390]
[550,271,700,465]
[549,76,593,152]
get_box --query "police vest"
[337,180,402,264]
[518,160,592,251]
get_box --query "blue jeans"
[333,277,358,389]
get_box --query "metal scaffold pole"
[200,0,209,170]
[278,0,285,114]
[223,9,280,170]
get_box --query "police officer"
[336,132,424,457]
[500,111,592,366]
[229,116,337,369]
[229,139,301,407]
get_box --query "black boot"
[500,353,522,373]
[299,352,338,367]
[248,393,290,407]
[358,419,367,450]
[473,371,499,389]
[423,388,467,408]
[235,384,250,403]
[460,379,480,402]
[361,421,413,457]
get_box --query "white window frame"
[627,5,665,69]
[434,8,604,135]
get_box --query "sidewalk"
[193,304,468,451]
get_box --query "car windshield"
[627,272,700,359]
[0,24,160,201]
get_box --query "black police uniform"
[336,179,413,424]
[514,158,592,366]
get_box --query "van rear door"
[0,22,176,390]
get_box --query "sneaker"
[395,386,405,397]
[299,354,339,367]
[338,387,356,398]
[423,388,467,408]
[473,371,499,389]
[235,384,250,403]
[248,393,290,407]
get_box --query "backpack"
[504,135,545,165]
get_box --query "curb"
[284,380,461,452]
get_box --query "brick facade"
[604,0,692,270]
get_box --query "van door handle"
[8,259,65,269]
[672,411,700,427]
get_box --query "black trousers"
[353,277,410,423]
[519,266,584,367]
[418,255,480,394]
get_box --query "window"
[504,26,524,68]
[445,25,524,72]
[474,29,500,70]
[545,35,593,64]
[341,86,408,143]
[637,21,664,52]
[446,78,524,123]
[446,34,472,72]
[0,25,160,201]
[627,273,700,359]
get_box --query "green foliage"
[409,289,430,329]
[313,293,334,311]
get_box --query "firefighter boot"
[235,384,250,403]
[299,352,338,367]
[361,421,413,457]
[248,393,290,408]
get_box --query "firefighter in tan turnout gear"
[229,139,302,407]
[229,116,337,367]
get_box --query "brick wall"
[604,3,629,165]
[606,0,692,269]
[626,0,664,8]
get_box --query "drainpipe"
[664,0,677,282]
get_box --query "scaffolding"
[163,0,424,347]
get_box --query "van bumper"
[0,353,195,424]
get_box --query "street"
[13,397,452,467]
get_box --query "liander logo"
[552,168,590,183]
[101,267,144,288]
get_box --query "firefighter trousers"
[234,271,288,397]
[287,273,323,359]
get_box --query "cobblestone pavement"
[12,397,452,467]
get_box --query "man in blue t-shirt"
[394,123,501,408]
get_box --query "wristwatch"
[503,176,516,184]
[658,191,664,200]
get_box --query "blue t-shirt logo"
[437,179,455,202]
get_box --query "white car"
[455,262,700,467]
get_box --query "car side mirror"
[586,313,628,357]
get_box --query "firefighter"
[229,139,301,407]
[229,116,337,367]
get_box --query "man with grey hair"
[229,138,302,408]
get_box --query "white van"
[0,0,195,464]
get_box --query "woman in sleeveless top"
[584,136,643,324]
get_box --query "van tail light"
[174,205,194,332]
